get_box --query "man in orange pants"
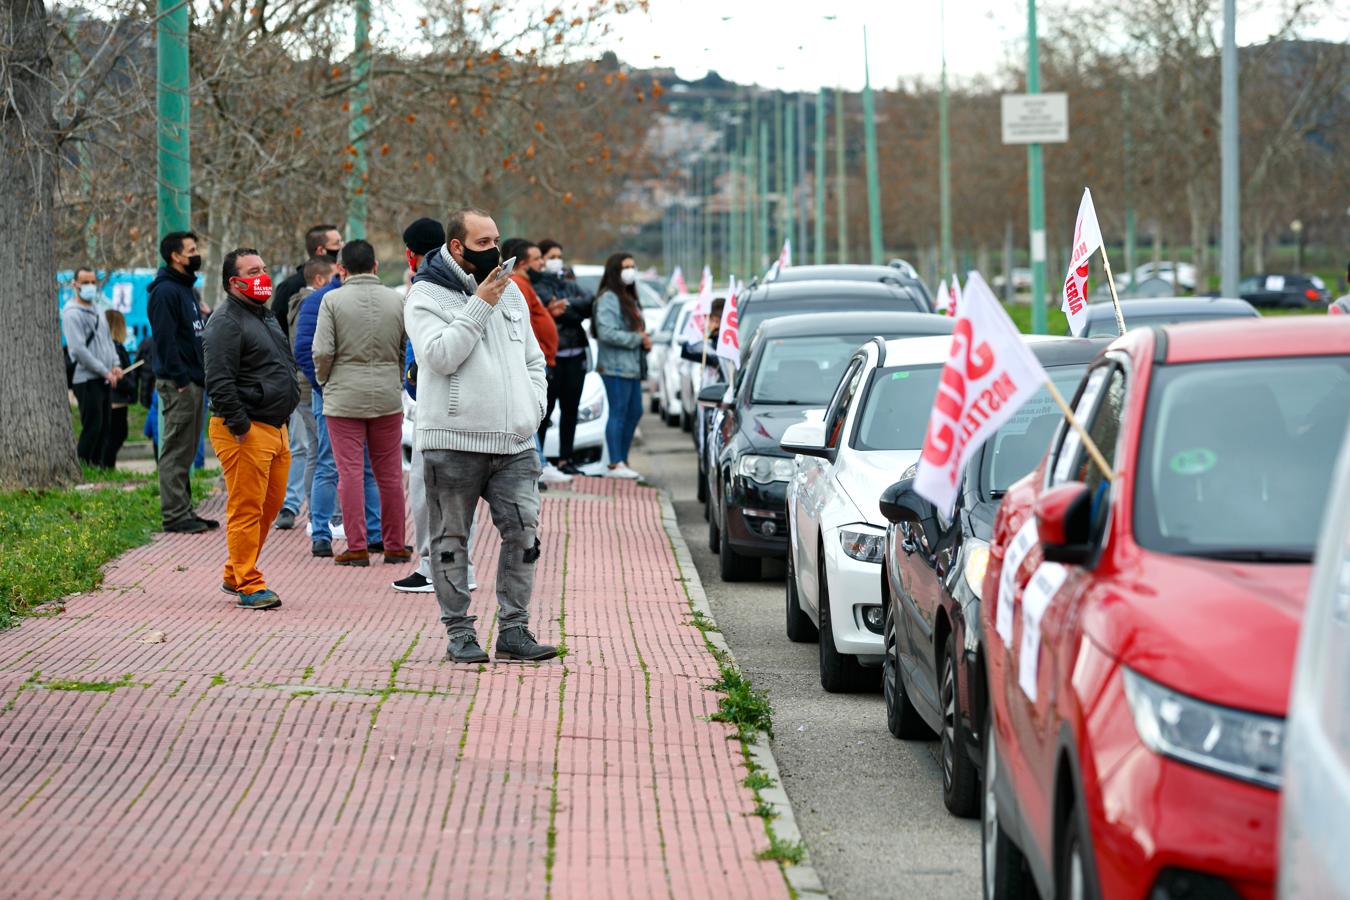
[203,248,302,609]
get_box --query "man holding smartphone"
[404,207,554,664]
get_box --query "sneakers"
[164,518,209,534]
[335,550,370,567]
[495,626,558,662]
[236,589,281,610]
[539,463,573,485]
[312,539,333,558]
[392,571,434,593]
[444,632,489,664]
[383,549,413,565]
[605,464,641,480]
[275,508,296,530]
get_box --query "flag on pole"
[1061,188,1104,337]
[715,277,742,367]
[669,266,687,296]
[777,239,791,271]
[946,274,962,318]
[914,272,1050,514]
[681,265,715,343]
[935,278,950,314]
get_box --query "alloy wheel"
[941,654,957,791]
[883,605,899,716]
[983,721,999,900]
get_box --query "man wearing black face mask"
[271,223,343,341]
[148,230,216,534]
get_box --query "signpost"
[1000,93,1069,145]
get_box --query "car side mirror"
[879,477,938,547]
[780,420,831,460]
[1036,481,1095,565]
[697,383,728,407]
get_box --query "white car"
[648,296,693,414]
[571,264,667,333]
[658,300,696,427]
[1117,260,1197,291]
[780,335,960,693]
[1280,419,1350,900]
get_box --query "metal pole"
[774,92,784,251]
[1123,80,1136,286]
[1026,0,1048,334]
[797,92,808,256]
[939,0,953,280]
[784,101,795,259]
[814,90,826,265]
[862,27,884,264]
[835,87,849,264]
[346,0,371,239]
[759,120,770,272]
[728,122,740,282]
[1219,0,1240,297]
[155,0,191,237]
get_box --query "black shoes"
[495,626,558,662]
[444,633,490,664]
[312,539,333,558]
[275,509,296,530]
[368,541,384,553]
[165,518,209,534]
[195,516,220,530]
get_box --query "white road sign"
[1001,93,1069,144]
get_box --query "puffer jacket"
[311,273,406,419]
[203,293,302,435]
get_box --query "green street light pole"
[729,120,740,280]
[1026,0,1048,334]
[743,130,754,276]
[346,0,371,239]
[156,0,191,237]
[814,90,826,265]
[1123,80,1136,286]
[784,100,796,258]
[862,27,884,264]
[938,0,953,280]
[835,87,848,263]
[773,92,784,251]
[758,120,770,272]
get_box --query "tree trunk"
[0,0,82,488]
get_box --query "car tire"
[681,410,693,433]
[718,502,759,582]
[982,708,1035,900]
[1057,785,1102,900]
[941,632,979,818]
[708,503,721,554]
[697,465,707,504]
[649,395,660,414]
[883,595,933,736]
[819,561,877,693]
[785,543,818,643]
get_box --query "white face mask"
[544,258,564,275]
[78,283,98,302]
[620,268,637,286]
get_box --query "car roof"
[1154,317,1350,363]
[744,279,923,304]
[878,333,1098,368]
[1084,296,1258,319]
[754,310,954,339]
[772,265,919,285]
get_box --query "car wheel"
[649,395,660,414]
[718,502,759,582]
[982,708,1035,900]
[1057,787,1101,900]
[818,560,877,693]
[708,501,721,554]
[785,542,818,643]
[697,464,707,504]
[883,596,932,736]
[680,409,693,433]
[941,632,979,818]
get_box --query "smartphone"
[495,256,517,281]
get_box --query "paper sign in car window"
[997,517,1039,648]
[1265,275,1286,292]
[1053,368,1107,484]
[1017,562,1069,702]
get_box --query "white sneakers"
[539,463,573,485]
[605,464,642,480]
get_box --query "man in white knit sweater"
[404,207,554,663]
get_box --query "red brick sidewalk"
[0,478,787,898]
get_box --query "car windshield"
[851,365,944,451]
[750,335,873,405]
[1135,356,1350,559]
[1083,312,1255,337]
[740,290,925,347]
[979,365,1088,496]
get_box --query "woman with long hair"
[592,252,649,479]
[103,309,136,469]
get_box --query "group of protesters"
[63,206,656,664]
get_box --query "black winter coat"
[203,294,301,435]
[530,270,593,353]
[270,262,308,340]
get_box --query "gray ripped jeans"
[423,448,542,638]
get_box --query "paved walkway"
[0,478,787,898]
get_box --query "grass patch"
[686,609,720,633]
[0,468,216,627]
[743,770,775,791]
[708,662,774,741]
[757,835,806,865]
[37,673,141,692]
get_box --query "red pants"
[326,412,406,553]
[209,418,290,594]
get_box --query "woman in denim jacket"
[592,252,650,479]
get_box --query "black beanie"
[402,217,445,256]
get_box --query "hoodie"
[146,266,205,388]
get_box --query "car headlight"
[963,542,990,598]
[577,395,604,423]
[735,454,794,484]
[1122,668,1283,789]
[839,529,885,564]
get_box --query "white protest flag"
[670,266,687,296]
[777,239,792,271]
[947,273,963,318]
[935,278,950,314]
[715,277,742,366]
[681,266,715,343]
[1061,188,1104,337]
[914,272,1050,514]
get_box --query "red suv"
[979,318,1350,900]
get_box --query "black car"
[1081,296,1258,337]
[877,336,1106,818]
[770,264,934,308]
[703,311,955,582]
[735,279,935,360]
[1240,273,1330,308]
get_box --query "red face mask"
[232,273,272,302]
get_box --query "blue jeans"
[601,374,643,464]
[310,391,381,544]
[283,402,318,514]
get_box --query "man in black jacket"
[204,248,301,610]
[148,230,216,533]
[271,224,343,340]
[529,238,592,474]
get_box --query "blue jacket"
[404,341,417,400]
[293,274,341,393]
[594,289,644,380]
[146,266,205,388]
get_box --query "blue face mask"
[78,283,98,302]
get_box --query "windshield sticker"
[891,371,910,380]
[998,396,1055,437]
[1018,562,1069,703]
[1169,447,1217,476]
[997,517,1039,648]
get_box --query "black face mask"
[185,254,203,274]
[323,249,339,262]
[457,242,500,277]
[526,267,544,284]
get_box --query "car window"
[1239,277,1262,294]
[1049,366,1110,486]
[851,365,943,451]
[1134,356,1350,558]
[980,365,1088,495]
[1074,367,1126,501]
[823,357,865,450]
[750,335,874,405]
[657,302,684,334]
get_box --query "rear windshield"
[1083,312,1256,337]
[750,335,872,405]
[1135,356,1350,559]
[740,290,926,347]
